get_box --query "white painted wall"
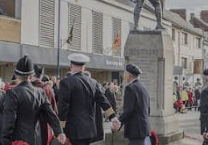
[21,0,171,59]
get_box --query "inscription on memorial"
[126,48,159,101]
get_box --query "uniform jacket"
[0,90,4,140]
[32,80,58,114]
[0,81,62,145]
[32,80,58,145]
[58,72,114,141]
[195,90,200,101]
[105,88,116,112]
[200,85,208,134]
[119,79,151,139]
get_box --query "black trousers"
[128,138,145,145]
[71,139,90,145]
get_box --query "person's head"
[33,64,44,80]
[10,75,19,85]
[84,71,91,78]
[102,82,107,88]
[197,87,201,91]
[189,87,193,92]
[14,55,34,82]
[0,77,5,90]
[48,80,53,87]
[109,82,115,91]
[51,76,57,83]
[42,75,50,82]
[125,64,142,83]
[68,53,90,74]
[203,69,208,84]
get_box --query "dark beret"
[203,69,208,76]
[126,64,142,76]
[42,75,49,82]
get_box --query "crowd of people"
[0,54,123,145]
[0,53,153,145]
[173,86,201,113]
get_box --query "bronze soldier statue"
[131,0,165,30]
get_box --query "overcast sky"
[166,0,208,14]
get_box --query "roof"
[191,16,208,31]
[115,0,134,7]
[163,10,202,36]
[115,0,202,36]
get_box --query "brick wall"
[201,10,208,24]
[0,16,20,43]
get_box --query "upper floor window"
[112,17,122,57]
[68,3,82,51]
[39,0,55,48]
[182,57,187,69]
[172,29,175,41]
[196,37,201,48]
[182,32,188,45]
[92,10,103,54]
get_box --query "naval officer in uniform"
[58,53,121,145]
[119,64,151,145]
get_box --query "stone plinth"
[123,30,183,144]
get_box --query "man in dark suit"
[119,64,151,145]
[0,89,4,140]
[200,69,208,144]
[58,53,121,145]
[0,55,66,145]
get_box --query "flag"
[112,32,121,52]
[67,18,76,45]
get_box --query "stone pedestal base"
[158,130,184,145]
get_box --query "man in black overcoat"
[0,55,66,145]
[119,64,151,145]
[58,53,121,145]
[0,89,4,140]
[200,69,208,144]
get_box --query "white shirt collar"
[129,78,138,84]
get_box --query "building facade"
[0,0,172,83]
[164,9,204,87]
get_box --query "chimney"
[190,13,195,24]
[201,10,208,24]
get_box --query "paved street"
[169,111,203,145]
[92,111,204,145]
